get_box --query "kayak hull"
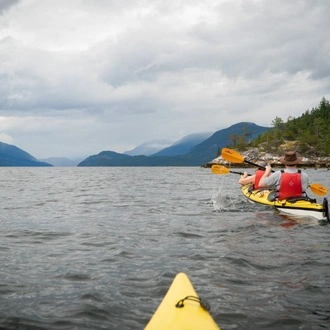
[145,273,219,330]
[242,183,328,221]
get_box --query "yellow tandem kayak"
[242,183,329,221]
[145,273,220,330]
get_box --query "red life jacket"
[253,170,265,189]
[278,170,302,200]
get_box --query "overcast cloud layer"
[0,0,329,159]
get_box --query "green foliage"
[232,97,330,156]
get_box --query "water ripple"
[0,167,329,329]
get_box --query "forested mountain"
[78,122,269,166]
[0,142,52,167]
[0,122,268,167]
[235,97,330,156]
[5,96,328,167]
[190,122,268,159]
[151,132,213,157]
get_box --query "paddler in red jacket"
[259,150,310,200]
[238,161,268,189]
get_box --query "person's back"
[259,151,309,199]
[277,169,304,199]
[238,161,268,189]
[253,169,266,189]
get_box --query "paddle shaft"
[229,170,248,175]
[244,159,275,173]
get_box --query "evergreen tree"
[232,97,330,156]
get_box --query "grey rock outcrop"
[204,148,330,168]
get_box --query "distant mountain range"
[123,132,213,157]
[123,139,174,156]
[78,122,270,166]
[0,142,52,167]
[0,122,270,167]
[151,132,213,157]
[39,157,84,167]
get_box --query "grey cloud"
[0,0,20,14]
[186,1,330,79]
[92,0,330,91]
[1,0,330,159]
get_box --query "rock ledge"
[204,148,330,168]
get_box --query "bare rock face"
[204,148,330,168]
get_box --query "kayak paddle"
[220,148,328,196]
[309,184,328,196]
[221,147,273,171]
[211,164,250,176]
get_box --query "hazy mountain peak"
[151,132,213,157]
[39,157,83,167]
[124,139,173,156]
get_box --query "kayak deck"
[241,183,328,221]
[145,273,220,330]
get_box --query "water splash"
[211,186,236,211]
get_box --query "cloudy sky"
[0,0,329,159]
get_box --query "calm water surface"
[1,167,330,329]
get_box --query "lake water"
[1,167,330,330]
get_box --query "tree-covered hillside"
[231,97,330,156]
[79,122,269,166]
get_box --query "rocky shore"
[204,148,330,168]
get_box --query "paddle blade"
[221,148,244,163]
[310,183,328,196]
[211,164,230,175]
